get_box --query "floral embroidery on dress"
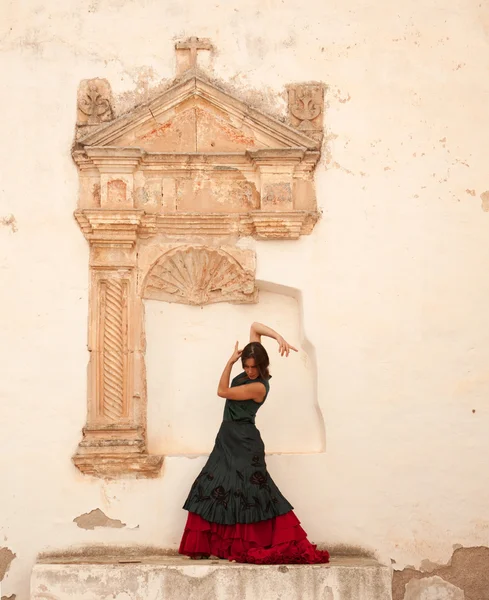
[234,489,260,510]
[250,471,270,490]
[195,485,210,502]
[251,454,262,467]
[211,486,230,508]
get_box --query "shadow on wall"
[145,281,326,456]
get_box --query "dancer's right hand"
[228,341,243,364]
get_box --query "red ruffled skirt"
[179,510,330,564]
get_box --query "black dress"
[179,372,330,564]
[182,372,293,524]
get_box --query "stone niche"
[72,37,324,478]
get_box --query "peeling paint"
[404,576,464,600]
[420,558,442,573]
[0,215,17,233]
[0,548,16,581]
[73,509,126,530]
[480,191,489,212]
[1,594,16,600]
[393,547,489,600]
[331,161,354,176]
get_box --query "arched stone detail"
[142,245,257,306]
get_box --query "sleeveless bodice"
[222,372,270,424]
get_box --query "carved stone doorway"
[72,38,324,478]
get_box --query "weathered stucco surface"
[31,557,392,600]
[2,0,489,599]
[393,547,489,600]
[403,576,464,600]
[0,549,16,583]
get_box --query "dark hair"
[241,342,270,380]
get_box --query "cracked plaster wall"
[2,0,489,599]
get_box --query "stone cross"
[175,37,213,74]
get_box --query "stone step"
[31,556,392,600]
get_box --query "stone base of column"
[72,427,163,479]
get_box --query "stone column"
[72,210,163,478]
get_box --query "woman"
[179,321,329,564]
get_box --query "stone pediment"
[74,57,325,241]
[77,75,320,153]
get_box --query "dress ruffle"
[179,510,330,564]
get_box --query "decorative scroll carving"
[143,246,257,305]
[99,280,127,421]
[287,84,324,136]
[77,78,114,125]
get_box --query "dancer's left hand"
[277,335,298,357]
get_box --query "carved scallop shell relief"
[143,246,257,305]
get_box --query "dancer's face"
[243,358,259,380]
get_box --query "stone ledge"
[31,556,392,600]
[72,453,164,479]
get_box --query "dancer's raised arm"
[217,342,266,402]
[249,322,298,357]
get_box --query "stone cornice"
[75,209,320,241]
[73,147,319,174]
[75,209,145,247]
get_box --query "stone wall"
[1,1,489,599]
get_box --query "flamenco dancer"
[179,322,330,564]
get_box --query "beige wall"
[146,289,323,455]
[2,0,489,598]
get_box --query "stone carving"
[77,78,114,125]
[262,183,293,210]
[287,84,324,134]
[143,246,257,305]
[92,183,101,206]
[71,39,323,478]
[99,280,127,421]
[175,36,213,75]
[107,179,127,205]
